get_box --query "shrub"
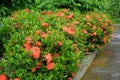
[0,9,113,80]
[35,0,109,12]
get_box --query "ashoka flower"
[44,53,52,64]
[38,17,42,22]
[64,8,68,13]
[31,46,40,59]
[26,36,32,43]
[35,30,40,35]
[57,11,64,17]
[92,32,97,36]
[82,30,88,34]
[63,27,75,35]
[41,32,47,38]
[67,28,75,35]
[71,72,75,77]
[92,25,96,30]
[67,77,72,80]
[31,67,36,73]
[23,42,31,50]
[91,44,95,48]
[46,62,55,70]
[42,22,49,28]
[0,74,7,80]
[14,78,21,80]
[85,15,91,21]
[58,41,62,46]
[47,30,51,34]
[36,41,41,46]
[63,26,69,32]
[103,37,107,43]
[66,13,74,19]
[74,21,79,25]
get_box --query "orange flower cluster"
[66,13,74,19]
[42,22,49,28]
[44,53,55,70]
[63,26,75,35]
[41,11,54,15]
[23,36,41,59]
[0,74,7,80]
[57,11,64,17]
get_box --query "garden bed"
[0,9,113,80]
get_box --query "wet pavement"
[81,25,120,80]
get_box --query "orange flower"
[63,27,75,35]
[86,22,91,26]
[36,41,41,46]
[82,30,88,34]
[54,53,59,58]
[45,53,52,64]
[31,67,36,73]
[14,78,20,80]
[74,21,79,25]
[57,11,64,17]
[71,72,75,77]
[31,46,40,59]
[85,15,91,21]
[23,42,31,50]
[109,26,114,30]
[35,30,40,35]
[64,8,68,13]
[67,77,72,80]
[26,36,32,43]
[72,44,77,47]
[0,74,7,80]
[92,25,96,30]
[42,22,49,28]
[41,32,47,38]
[103,37,107,43]
[93,32,96,36]
[46,62,55,70]
[38,17,42,21]
[68,28,75,35]
[46,11,54,15]
[58,41,62,46]
[66,13,74,19]
[105,19,109,23]
[91,44,95,48]
[24,8,30,13]
[90,34,93,36]
[63,26,69,32]
[97,45,100,48]
[47,30,51,34]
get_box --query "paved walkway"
[81,25,120,80]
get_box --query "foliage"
[0,9,113,80]
[35,0,109,12]
[0,0,34,16]
[107,0,120,23]
[0,0,109,17]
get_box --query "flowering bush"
[0,9,113,80]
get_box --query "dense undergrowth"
[0,9,114,80]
